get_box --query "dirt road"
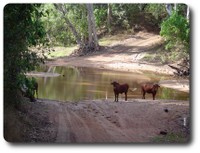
[32,98,189,143]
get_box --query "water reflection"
[36,66,189,102]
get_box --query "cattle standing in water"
[141,83,160,100]
[111,81,129,102]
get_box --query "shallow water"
[35,66,189,102]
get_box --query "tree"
[174,3,177,11]
[54,4,83,48]
[166,4,172,16]
[4,4,48,105]
[160,11,190,53]
[54,4,99,54]
[86,4,99,51]
[107,4,112,33]
[186,5,190,20]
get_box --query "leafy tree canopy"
[4,4,48,105]
[160,11,190,53]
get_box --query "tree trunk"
[165,4,172,16]
[86,4,93,48]
[174,3,177,11]
[86,4,99,51]
[54,4,83,48]
[186,5,190,20]
[168,58,190,76]
[107,4,112,33]
[90,4,99,50]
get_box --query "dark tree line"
[4,4,48,106]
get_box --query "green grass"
[47,46,77,59]
[44,30,134,59]
[46,32,133,59]
[151,132,189,144]
[142,54,168,64]
[45,35,126,59]
[141,42,189,64]
[99,33,131,46]
[47,35,123,59]
[99,38,116,46]
[141,44,169,64]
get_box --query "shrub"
[160,12,190,53]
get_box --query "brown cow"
[111,81,129,102]
[141,83,160,100]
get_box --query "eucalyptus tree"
[86,3,99,51]
[107,4,112,33]
[54,4,100,53]
[54,4,83,48]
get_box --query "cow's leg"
[125,92,127,101]
[142,92,146,99]
[116,94,119,102]
[152,93,155,100]
[114,93,116,102]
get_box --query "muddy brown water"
[35,66,189,102]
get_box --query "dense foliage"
[40,3,189,58]
[40,4,168,46]
[160,11,190,53]
[39,4,189,48]
[4,4,48,105]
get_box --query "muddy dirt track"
[29,98,189,143]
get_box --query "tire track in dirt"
[68,102,115,142]
[55,105,70,143]
[55,103,94,143]
[63,104,93,142]
[87,101,133,142]
[82,103,117,142]
[53,99,189,143]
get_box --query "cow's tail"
[129,88,137,92]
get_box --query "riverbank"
[4,98,190,143]
[45,32,189,93]
[46,32,173,75]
